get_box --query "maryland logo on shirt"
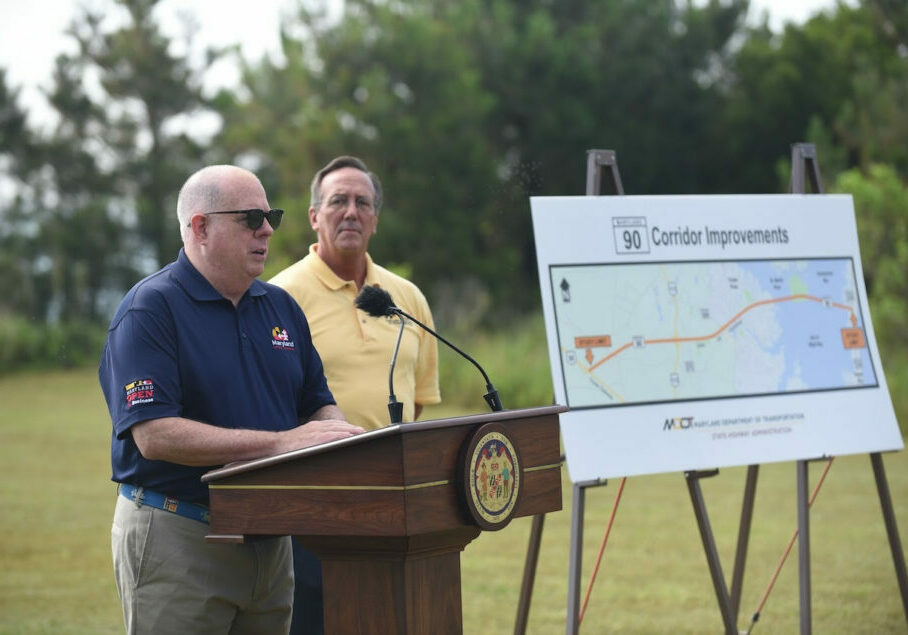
[124,379,155,408]
[271,326,296,350]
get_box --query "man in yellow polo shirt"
[269,155,441,634]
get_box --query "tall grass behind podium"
[434,313,555,414]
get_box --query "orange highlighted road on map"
[585,293,864,372]
[841,327,866,349]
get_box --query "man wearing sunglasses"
[270,156,441,634]
[99,164,363,634]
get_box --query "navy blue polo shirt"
[99,249,336,504]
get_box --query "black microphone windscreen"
[355,285,396,317]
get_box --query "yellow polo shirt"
[269,245,441,430]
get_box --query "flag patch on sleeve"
[124,379,155,408]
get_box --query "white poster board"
[531,194,903,483]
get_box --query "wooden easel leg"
[565,479,607,635]
[514,513,545,635]
[566,482,587,635]
[685,469,737,635]
[730,464,759,623]
[870,452,908,626]
[797,460,812,635]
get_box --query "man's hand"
[274,419,364,454]
[132,414,363,466]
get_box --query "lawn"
[1,369,906,633]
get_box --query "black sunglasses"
[198,208,284,231]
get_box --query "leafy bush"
[0,317,107,374]
[881,353,908,437]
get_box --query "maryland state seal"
[460,423,522,530]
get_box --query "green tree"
[68,0,214,268]
[218,0,750,319]
[832,164,908,426]
[0,70,42,319]
[830,0,908,177]
[36,50,126,322]
[218,0,503,315]
[721,1,908,190]
[462,0,747,196]
[834,165,908,347]
[456,0,748,307]
[2,0,218,327]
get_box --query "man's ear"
[308,206,319,231]
[188,214,208,240]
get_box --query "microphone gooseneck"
[387,314,406,423]
[357,285,405,423]
[355,285,503,415]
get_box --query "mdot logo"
[663,416,694,431]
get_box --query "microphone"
[355,285,503,423]
[355,285,406,422]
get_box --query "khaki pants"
[112,494,293,634]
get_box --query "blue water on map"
[739,259,877,390]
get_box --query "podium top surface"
[201,405,567,483]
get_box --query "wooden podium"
[201,405,565,634]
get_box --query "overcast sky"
[0,0,848,128]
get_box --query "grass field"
[1,368,906,633]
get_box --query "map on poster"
[531,195,902,482]
[552,258,876,409]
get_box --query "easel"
[515,145,908,634]
[514,150,624,635]
[784,142,908,634]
